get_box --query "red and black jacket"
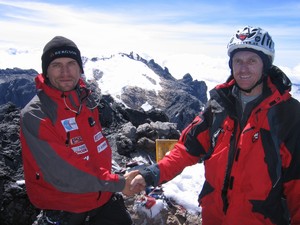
[20,74,125,213]
[141,66,300,225]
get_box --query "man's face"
[46,57,81,92]
[232,51,264,96]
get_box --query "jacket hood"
[268,65,292,95]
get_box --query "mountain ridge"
[0,52,207,130]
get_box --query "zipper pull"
[65,132,70,147]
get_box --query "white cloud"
[0,0,299,70]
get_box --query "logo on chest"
[70,136,83,145]
[97,141,108,153]
[94,131,104,142]
[71,144,88,154]
[61,117,78,132]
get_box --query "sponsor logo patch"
[71,144,88,154]
[61,117,78,132]
[94,131,103,142]
[70,136,83,145]
[97,141,108,153]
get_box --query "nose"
[59,64,71,75]
[238,62,249,73]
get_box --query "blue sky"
[0,0,300,69]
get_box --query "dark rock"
[122,107,169,128]
[0,103,38,225]
[0,68,37,108]
[136,137,155,152]
[136,123,158,139]
[120,122,137,140]
[116,134,135,155]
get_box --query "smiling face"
[46,57,81,92]
[232,51,264,96]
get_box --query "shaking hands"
[122,170,146,197]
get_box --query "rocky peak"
[0,68,37,108]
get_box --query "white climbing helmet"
[227,26,275,63]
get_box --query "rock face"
[0,103,38,225]
[0,53,207,225]
[0,68,37,108]
[120,52,207,131]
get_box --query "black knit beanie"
[41,36,84,75]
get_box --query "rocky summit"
[0,53,207,225]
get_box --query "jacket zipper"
[221,116,238,214]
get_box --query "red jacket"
[141,66,300,225]
[20,74,124,213]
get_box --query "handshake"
[121,170,147,196]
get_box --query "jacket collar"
[35,74,98,113]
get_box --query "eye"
[67,60,78,68]
[50,62,62,69]
[233,58,241,65]
[248,58,258,65]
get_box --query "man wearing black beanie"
[41,36,84,76]
[20,36,139,225]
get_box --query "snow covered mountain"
[1,51,208,131]
[1,47,299,102]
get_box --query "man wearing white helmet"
[131,26,300,224]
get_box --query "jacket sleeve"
[140,113,211,186]
[20,103,125,194]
